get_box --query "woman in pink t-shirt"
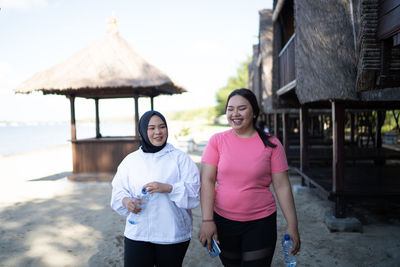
[198,89,300,266]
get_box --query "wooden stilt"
[332,101,346,218]
[274,113,279,138]
[282,112,289,154]
[300,105,309,186]
[376,110,384,148]
[310,115,314,136]
[320,114,324,138]
[375,110,386,165]
[350,113,355,146]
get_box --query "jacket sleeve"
[110,161,132,217]
[168,152,200,209]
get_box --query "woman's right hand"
[122,197,142,214]
[198,221,219,250]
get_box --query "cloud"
[0,0,47,9]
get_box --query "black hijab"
[138,110,168,153]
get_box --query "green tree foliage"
[382,110,400,133]
[215,58,251,116]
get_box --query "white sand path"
[1,142,400,266]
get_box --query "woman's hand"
[143,182,172,194]
[198,221,219,250]
[122,197,143,214]
[285,227,301,255]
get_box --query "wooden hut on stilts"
[249,9,301,158]
[249,9,331,166]
[15,17,186,182]
[252,0,400,230]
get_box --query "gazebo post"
[95,98,101,138]
[69,95,77,141]
[134,96,139,137]
[150,97,154,111]
[332,101,345,218]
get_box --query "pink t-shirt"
[201,129,288,221]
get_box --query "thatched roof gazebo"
[15,18,186,181]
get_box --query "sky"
[0,0,272,122]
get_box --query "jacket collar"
[139,143,175,158]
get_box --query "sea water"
[0,122,134,156]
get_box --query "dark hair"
[225,88,276,148]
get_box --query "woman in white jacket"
[111,110,200,267]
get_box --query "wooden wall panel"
[72,138,140,174]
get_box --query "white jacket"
[110,143,200,244]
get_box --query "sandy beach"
[1,138,400,267]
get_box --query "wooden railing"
[279,34,296,89]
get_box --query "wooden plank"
[277,80,296,96]
[278,33,296,57]
[272,0,285,22]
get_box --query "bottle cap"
[284,234,290,241]
[141,188,147,194]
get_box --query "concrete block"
[324,214,363,232]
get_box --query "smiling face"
[226,95,255,134]
[147,115,168,146]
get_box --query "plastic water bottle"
[282,234,296,267]
[128,188,150,225]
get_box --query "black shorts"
[214,212,277,267]
[124,237,190,267]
